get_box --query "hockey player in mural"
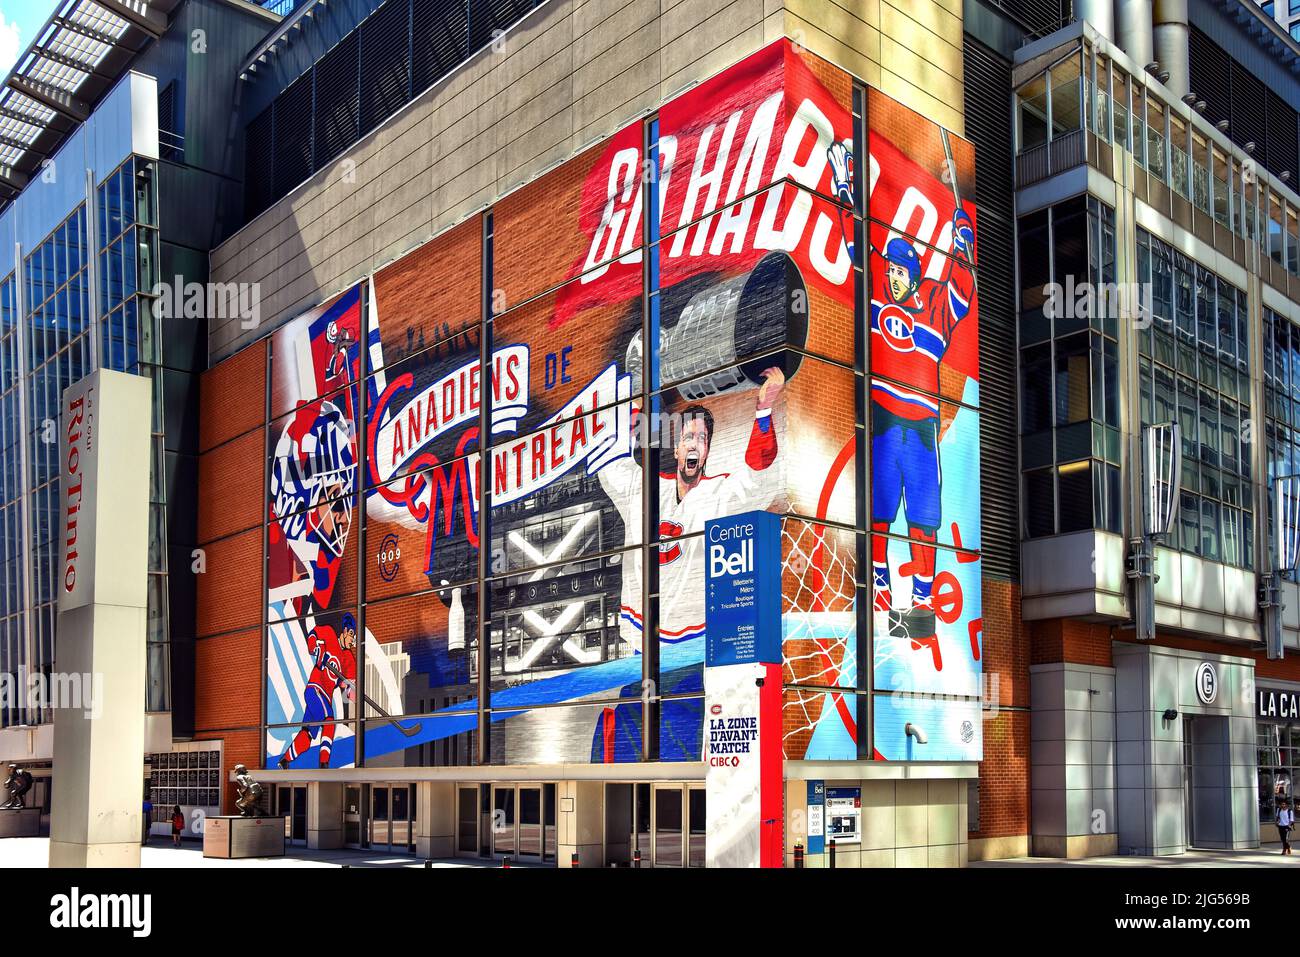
[867,208,976,669]
[277,613,359,768]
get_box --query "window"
[1138,229,1252,567]
[1018,197,1122,537]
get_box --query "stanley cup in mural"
[256,39,982,771]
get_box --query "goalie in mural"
[265,288,365,769]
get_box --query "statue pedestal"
[0,807,41,837]
[203,816,287,859]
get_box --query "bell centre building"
[9,0,1300,866]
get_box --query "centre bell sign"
[703,511,782,868]
[49,370,151,867]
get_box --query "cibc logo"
[1195,661,1219,705]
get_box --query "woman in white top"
[1277,801,1294,855]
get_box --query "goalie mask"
[271,400,358,559]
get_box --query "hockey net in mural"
[780,516,858,760]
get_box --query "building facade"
[14,0,1300,867]
[195,0,993,865]
[0,0,280,832]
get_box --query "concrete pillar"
[415,781,455,859]
[1029,662,1119,858]
[48,371,151,868]
[308,782,344,850]
[556,780,603,867]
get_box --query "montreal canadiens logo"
[659,521,684,565]
[877,303,916,352]
[377,533,401,582]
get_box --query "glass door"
[519,787,542,860]
[543,783,557,862]
[370,785,390,849]
[344,786,362,848]
[292,785,307,844]
[687,787,706,867]
[653,785,684,867]
[457,786,479,857]
[492,786,515,857]
[390,785,412,852]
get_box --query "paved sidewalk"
[973,845,1297,868]
[0,836,548,868]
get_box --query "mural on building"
[259,38,981,770]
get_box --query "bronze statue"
[2,764,33,810]
[233,764,264,818]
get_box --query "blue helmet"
[341,612,357,635]
[884,238,921,289]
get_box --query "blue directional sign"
[704,510,781,666]
[807,780,825,854]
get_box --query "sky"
[0,0,62,75]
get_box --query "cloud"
[0,14,19,75]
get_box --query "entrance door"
[653,785,684,867]
[370,785,390,849]
[518,786,542,861]
[457,786,479,857]
[687,787,706,867]
[368,785,416,853]
[273,785,308,846]
[492,786,515,857]
[344,786,362,848]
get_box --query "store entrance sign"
[1258,687,1300,720]
[704,511,781,667]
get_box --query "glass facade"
[1137,231,1252,567]
[1258,722,1298,824]
[0,154,169,729]
[1019,196,1122,537]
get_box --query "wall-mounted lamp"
[1195,100,1207,113]
[1245,141,1257,154]
[1216,119,1230,133]
[1181,93,1198,106]
[1145,61,1160,75]
[1158,71,1170,84]
[1282,171,1292,182]
[904,723,928,745]
[1162,708,1179,722]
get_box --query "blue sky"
[0,0,62,74]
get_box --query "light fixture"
[1181,92,1197,106]
[904,723,928,744]
[1145,61,1160,74]
[1246,141,1257,154]
[1217,119,1230,132]
[1163,708,1179,721]
[1195,100,1207,112]
[1283,171,1292,182]
[1158,71,1170,84]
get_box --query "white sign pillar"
[48,370,151,867]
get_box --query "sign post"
[48,370,151,867]
[703,510,783,868]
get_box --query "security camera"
[1162,708,1179,721]
[904,722,928,745]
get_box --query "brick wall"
[971,578,1030,840]
[195,341,268,805]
